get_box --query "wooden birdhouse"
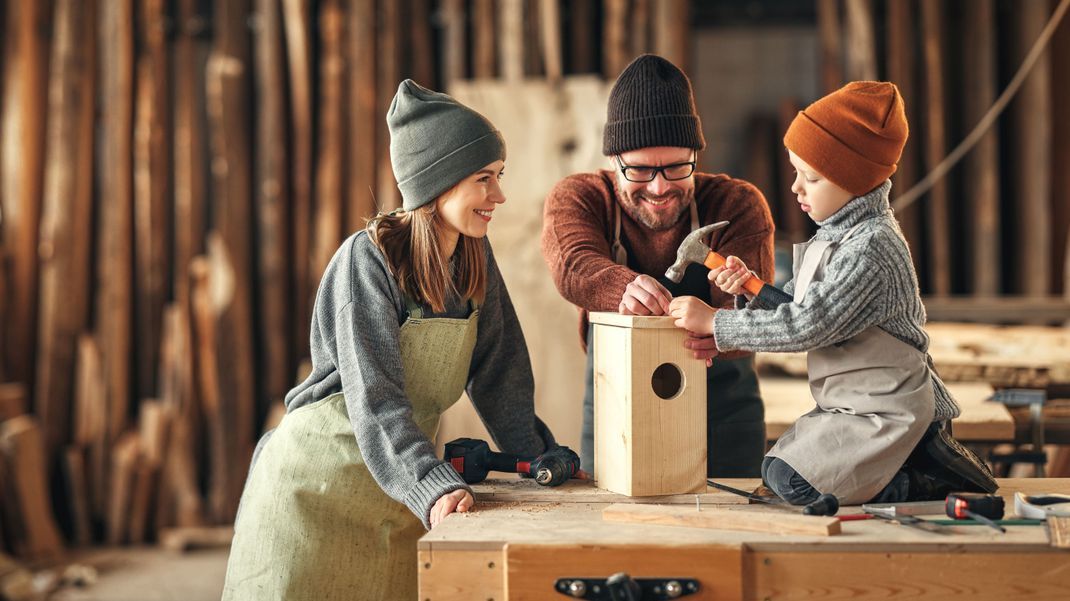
[589,312,707,496]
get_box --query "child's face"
[435,160,506,240]
[788,151,854,222]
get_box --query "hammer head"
[664,221,729,283]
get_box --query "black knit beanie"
[603,54,706,156]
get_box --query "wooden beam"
[97,0,136,445]
[569,0,595,74]
[473,0,496,79]
[1054,0,1070,298]
[653,0,689,75]
[61,446,92,546]
[777,98,811,242]
[630,0,651,58]
[375,0,401,210]
[921,0,951,296]
[348,0,378,229]
[73,335,108,524]
[603,0,628,79]
[1014,0,1052,297]
[499,0,524,82]
[441,0,466,86]
[312,0,346,284]
[817,0,843,93]
[1,0,49,395]
[886,0,923,277]
[409,0,434,87]
[539,0,562,82]
[920,296,1070,324]
[963,0,1001,296]
[0,416,65,560]
[106,431,139,544]
[603,503,841,536]
[844,0,876,81]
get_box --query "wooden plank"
[777,98,811,242]
[133,0,173,401]
[0,416,65,560]
[630,0,651,58]
[97,0,136,446]
[205,0,258,523]
[312,0,346,284]
[375,0,401,211]
[506,544,744,601]
[1054,0,1070,298]
[35,0,96,467]
[0,383,25,421]
[499,0,523,82]
[158,525,233,552]
[886,0,923,276]
[348,0,378,230]
[409,0,434,86]
[73,335,108,523]
[417,548,504,601]
[172,0,210,307]
[569,0,595,74]
[816,0,843,93]
[474,478,748,506]
[282,0,314,362]
[0,0,49,392]
[127,460,158,544]
[653,0,689,75]
[522,0,543,78]
[253,0,293,407]
[106,432,140,545]
[473,0,496,79]
[921,295,1070,323]
[963,0,1000,296]
[440,0,466,86]
[61,445,92,547]
[742,116,778,227]
[602,0,628,78]
[538,0,562,82]
[189,255,226,524]
[588,312,679,329]
[1014,0,1052,297]
[920,0,951,296]
[844,0,876,81]
[603,503,841,537]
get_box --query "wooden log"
[539,0,563,82]
[0,0,49,392]
[0,416,65,560]
[133,0,173,400]
[1014,0,1052,297]
[106,432,140,545]
[963,0,1001,296]
[886,0,923,276]
[499,0,524,82]
[653,0,689,75]
[921,0,951,296]
[1054,0,1070,298]
[630,0,651,58]
[172,0,210,306]
[60,446,92,547]
[602,503,842,537]
[158,525,234,553]
[282,0,314,362]
[473,0,496,79]
[816,0,843,93]
[97,0,136,445]
[312,0,346,284]
[569,0,595,74]
[73,335,108,524]
[375,0,401,211]
[347,0,378,230]
[440,0,466,86]
[844,0,876,81]
[603,0,628,78]
[253,0,294,409]
[0,384,25,422]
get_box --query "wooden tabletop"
[761,377,1015,442]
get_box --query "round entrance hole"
[650,362,684,400]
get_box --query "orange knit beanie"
[784,81,909,197]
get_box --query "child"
[222,80,579,600]
[669,81,995,505]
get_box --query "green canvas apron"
[222,297,479,601]
[766,223,934,504]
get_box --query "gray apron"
[766,223,934,504]
[222,298,479,601]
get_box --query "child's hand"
[430,489,473,528]
[709,255,754,298]
[668,296,718,337]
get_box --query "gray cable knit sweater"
[713,180,960,421]
[282,230,555,529]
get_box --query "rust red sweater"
[541,169,775,353]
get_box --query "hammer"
[665,221,792,305]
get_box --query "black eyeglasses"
[615,155,696,183]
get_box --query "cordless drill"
[443,438,580,487]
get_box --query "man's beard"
[619,187,695,231]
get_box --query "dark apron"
[581,202,765,477]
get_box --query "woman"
[223,80,577,600]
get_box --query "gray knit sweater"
[282,230,555,529]
[714,180,960,420]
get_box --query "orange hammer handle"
[703,251,764,297]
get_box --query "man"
[541,54,775,477]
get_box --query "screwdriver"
[945,493,1006,533]
[707,480,840,516]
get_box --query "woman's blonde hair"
[368,201,486,314]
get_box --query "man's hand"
[430,489,473,528]
[668,296,717,336]
[618,274,672,315]
[684,332,719,367]
[709,255,755,298]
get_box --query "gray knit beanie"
[388,79,506,210]
[603,54,706,156]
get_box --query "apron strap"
[791,222,872,304]
[403,295,479,321]
[611,199,700,267]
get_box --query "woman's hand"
[709,255,755,298]
[668,296,718,337]
[430,489,473,528]
[683,331,719,367]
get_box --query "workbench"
[418,478,1070,600]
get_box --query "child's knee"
[761,456,820,505]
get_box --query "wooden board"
[603,503,841,536]
[0,416,65,560]
[921,0,951,296]
[473,478,749,506]
[761,378,1014,442]
[588,312,680,329]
